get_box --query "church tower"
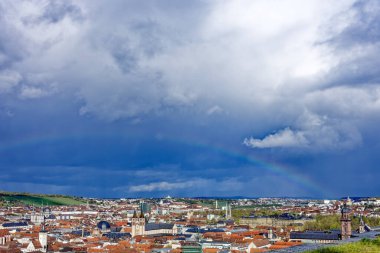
[131,210,145,237]
[340,201,352,240]
[39,223,48,252]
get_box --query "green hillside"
[306,238,380,253]
[0,192,85,206]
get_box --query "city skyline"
[1,0,380,198]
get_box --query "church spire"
[139,201,145,218]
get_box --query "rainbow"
[167,136,330,197]
[0,132,329,197]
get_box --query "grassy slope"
[306,238,380,253]
[0,192,85,206]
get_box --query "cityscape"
[1,0,380,252]
[1,195,380,252]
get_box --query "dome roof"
[97,221,111,230]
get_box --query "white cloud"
[19,85,56,99]
[129,179,207,192]
[206,105,223,115]
[244,128,308,148]
[124,175,312,196]
[244,110,363,150]
[127,178,243,193]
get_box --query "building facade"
[131,211,177,237]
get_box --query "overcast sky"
[1,0,380,198]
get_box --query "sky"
[1,0,380,198]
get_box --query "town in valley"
[1,194,380,252]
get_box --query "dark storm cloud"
[319,0,380,87]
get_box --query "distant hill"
[0,191,85,206]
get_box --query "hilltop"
[0,191,85,206]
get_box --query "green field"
[306,238,380,253]
[0,192,85,206]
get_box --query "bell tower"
[39,223,48,252]
[131,210,145,237]
[340,200,352,240]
